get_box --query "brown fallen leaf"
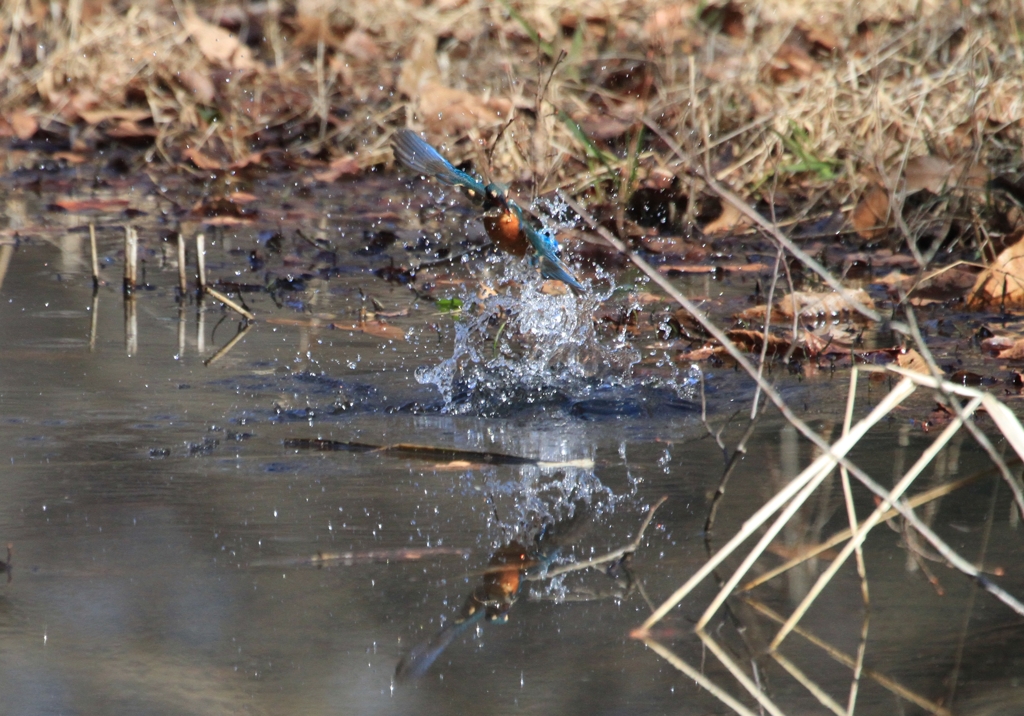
[737,289,875,322]
[105,120,159,138]
[176,69,216,105]
[768,42,821,83]
[52,198,131,212]
[895,348,930,374]
[659,262,771,276]
[182,6,256,71]
[78,108,152,125]
[331,321,406,341]
[903,155,988,194]
[418,80,511,134]
[997,339,1024,361]
[903,155,954,194]
[52,151,88,165]
[702,201,749,235]
[184,147,223,171]
[262,317,405,342]
[967,231,1024,310]
[341,29,383,63]
[397,29,440,98]
[726,329,793,356]
[851,184,890,239]
[312,155,360,182]
[9,110,38,140]
[228,152,264,170]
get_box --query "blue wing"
[510,203,585,293]
[391,129,487,202]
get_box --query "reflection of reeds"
[203,320,252,367]
[124,294,137,357]
[0,243,13,293]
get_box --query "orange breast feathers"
[483,207,529,257]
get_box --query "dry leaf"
[726,329,793,356]
[78,108,152,125]
[105,120,159,138]
[799,21,841,52]
[312,155,360,182]
[9,110,38,140]
[895,348,930,374]
[967,231,1024,309]
[902,155,988,194]
[52,198,131,212]
[183,147,223,171]
[738,289,875,323]
[182,6,256,71]
[228,152,264,170]
[336,320,406,341]
[397,30,440,98]
[702,201,749,235]
[52,151,88,164]
[574,114,634,141]
[177,69,216,105]
[418,81,511,133]
[341,30,383,63]
[851,184,890,239]
[768,43,820,83]
[997,339,1024,361]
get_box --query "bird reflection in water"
[394,503,640,681]
[393,541,534,681]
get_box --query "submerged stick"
[89,223,99,289]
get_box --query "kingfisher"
[391,129,584,293]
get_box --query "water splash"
[415,258,641,413]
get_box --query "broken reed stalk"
[177,232,187,297]
[123,225,137,294]
[204,286,255,320]
[89,223,99,289]
[196,233,206,293]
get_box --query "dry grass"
[2,0,1022,245]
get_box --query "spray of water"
[415,257,641,413]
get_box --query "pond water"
[0,174,1022,715]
